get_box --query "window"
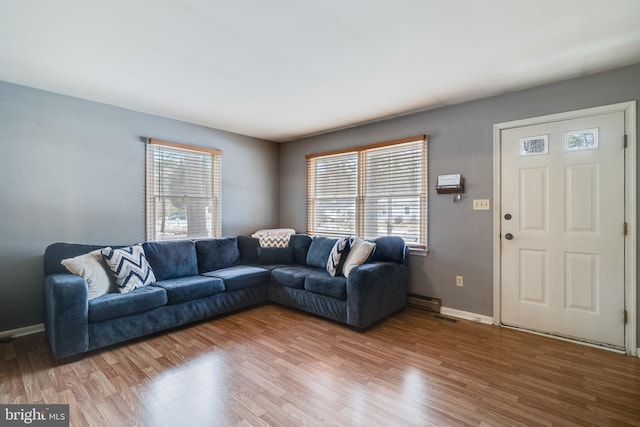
[145,138,222,241]
[307,135,427,249]
[307,151,359,237]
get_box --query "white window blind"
[363,140,426,246]
[145,139,222,241]
[307,136,427,249]
[307,152,358,237]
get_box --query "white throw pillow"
[342,238,376,277]
[61,250,116,299]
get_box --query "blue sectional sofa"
[43,234,409,361]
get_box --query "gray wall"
[280,63,640,334]
[0,81,280,332]
[3,63,639,339]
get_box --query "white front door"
[500,111,626,349]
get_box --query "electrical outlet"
[456,276,464,287]
[473,199,491,210]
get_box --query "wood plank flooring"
[1,305,640,426]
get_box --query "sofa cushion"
[304,272,347,300]
[289,234,312,265]
[257,247,294,265]
[237,235,260,264]
[342,238,376,277]
[202,265,270,291]
[101,245,156,293]
[195,237,240,273]
[371,236,406,264]
[88,285,168,322]
[271,266,323,289]
[306,237,338,268]
[143,240,198,281]
[153,276,225,304]
[61,249,116,299]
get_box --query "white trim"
[493,101,637,356]
[440,307,494,325]
[623,101,637,357]
[492,119,503,331]
[0,323,44,339]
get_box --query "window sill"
[408,247,429,257]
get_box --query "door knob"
[504,213,512,220]
[505,233,514,240]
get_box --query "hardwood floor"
[1,305,640,426]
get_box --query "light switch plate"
[473,199,490,210]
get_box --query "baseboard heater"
[407,294,441,313]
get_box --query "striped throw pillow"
[101,244,156,294]
[326,237,350,277]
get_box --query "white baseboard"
[440,307,494,325]
[0,323,45,339]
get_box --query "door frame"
[492,101,637,356]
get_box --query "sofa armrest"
[44,274,89,360]
[346,262,409,329]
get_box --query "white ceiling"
[1,1,639,142]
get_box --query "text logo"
[0,405,68,427]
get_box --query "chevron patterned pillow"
[326,237,350,277]
[101,244,156,294]
[259,234,291,248]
